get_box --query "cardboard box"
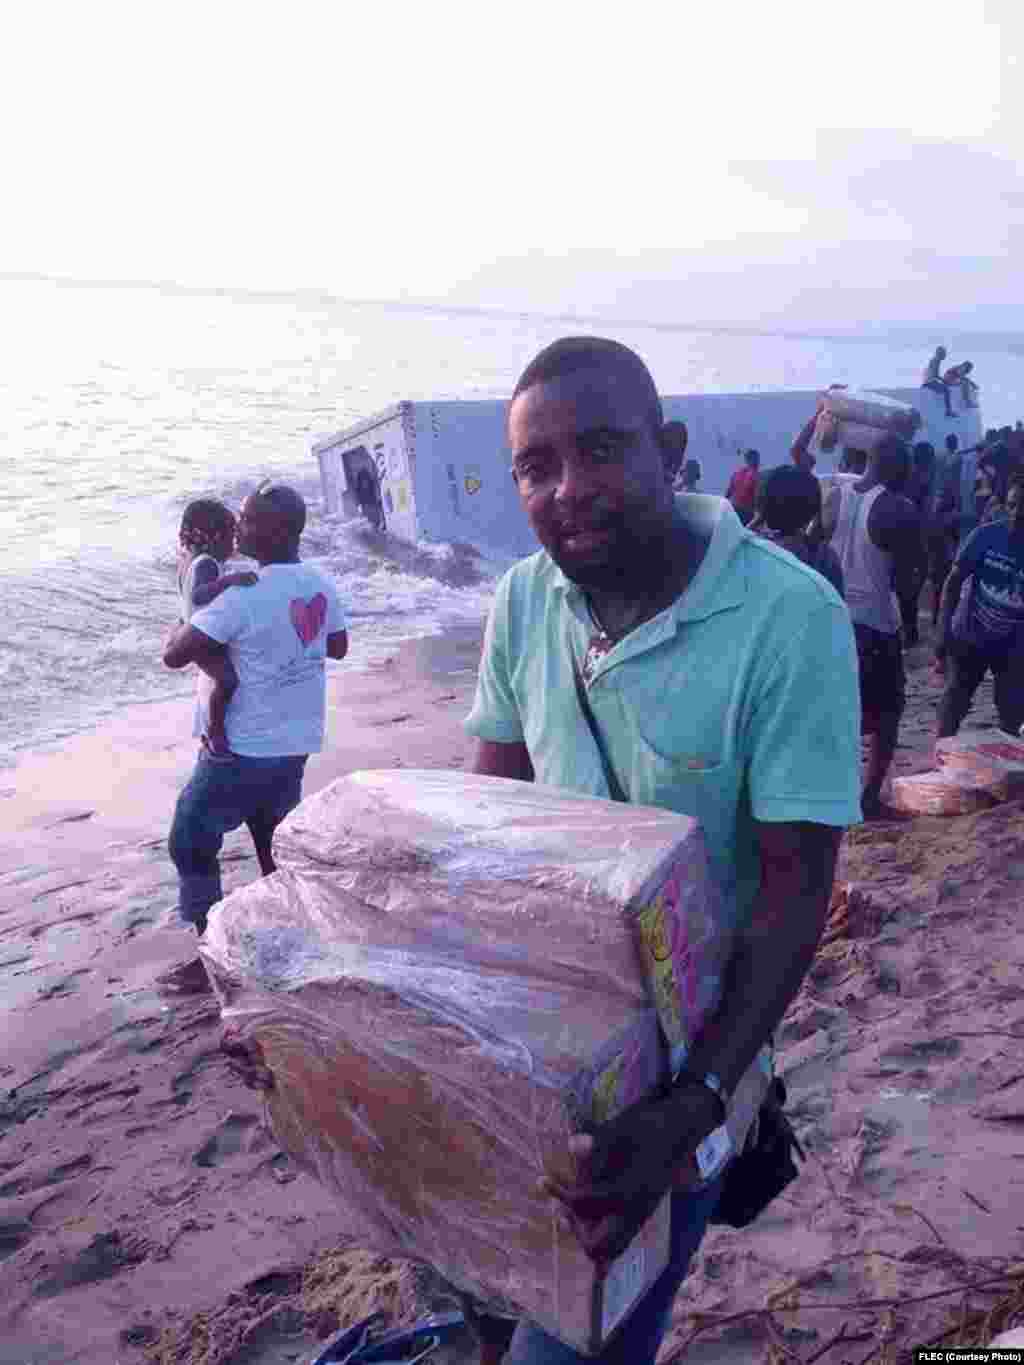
[203,771,740,1353]
[935,730,1024,800]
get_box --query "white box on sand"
[935,730,1024,800]
[889,770,997,816]
[201,770,742,1355]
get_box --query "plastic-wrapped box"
[889,770,997,816]
[819,389,921,437]
[201,770,749,1355]
[935,730,1024,800]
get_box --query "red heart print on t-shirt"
[290,593,327,646]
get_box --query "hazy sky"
[3,0,1020,329]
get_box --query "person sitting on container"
[958,361,980,408]
[726,448,760,524]
[942,361,979,410]
[922,345,954,418]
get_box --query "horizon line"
[2,269,1022,353]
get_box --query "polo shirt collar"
[550,495,749,628]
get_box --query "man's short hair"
[745,449,760,467]
[945,432,960,453]
[253,481,307,538]
[757,466,821,535]
[511,337,663,435]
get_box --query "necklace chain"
[586,595,664,642]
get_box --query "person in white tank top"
[823,438,922,820]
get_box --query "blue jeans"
[168,750,307,932]
[504,1179,724,1365]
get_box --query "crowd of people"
[720,403,1024,821]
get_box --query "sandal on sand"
[312,1310,468,1363]
[157,957,213,994]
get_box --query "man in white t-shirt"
[162,482,348,990]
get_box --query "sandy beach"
[2,618,1023,1365]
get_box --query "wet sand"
[0,628,485,1365]
[2,619,1024,1364]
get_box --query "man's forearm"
[679,899,827,1097]
[676,826,839,1098]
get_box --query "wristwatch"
[671,1067,729,1125]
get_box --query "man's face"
[508,367,674,589]
[235,495,282,561]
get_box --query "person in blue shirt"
[934,471,1024,738]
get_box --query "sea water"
[2,274,1021,768]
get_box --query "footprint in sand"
[192,1112,262,1168]
[0,1152,93,1200]
[35,968,93,1001]
[0,1216,32,1260]
[32,1228,150,1298]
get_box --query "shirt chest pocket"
[626,717,744,889]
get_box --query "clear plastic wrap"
[935,730,1024,800]
[889,770,997,815]
[819,389,921,437]
[201,770,756,1354]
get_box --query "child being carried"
[176,499,258,755]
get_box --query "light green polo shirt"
[466,495,862,934]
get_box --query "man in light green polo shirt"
[466,337,861,1365]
